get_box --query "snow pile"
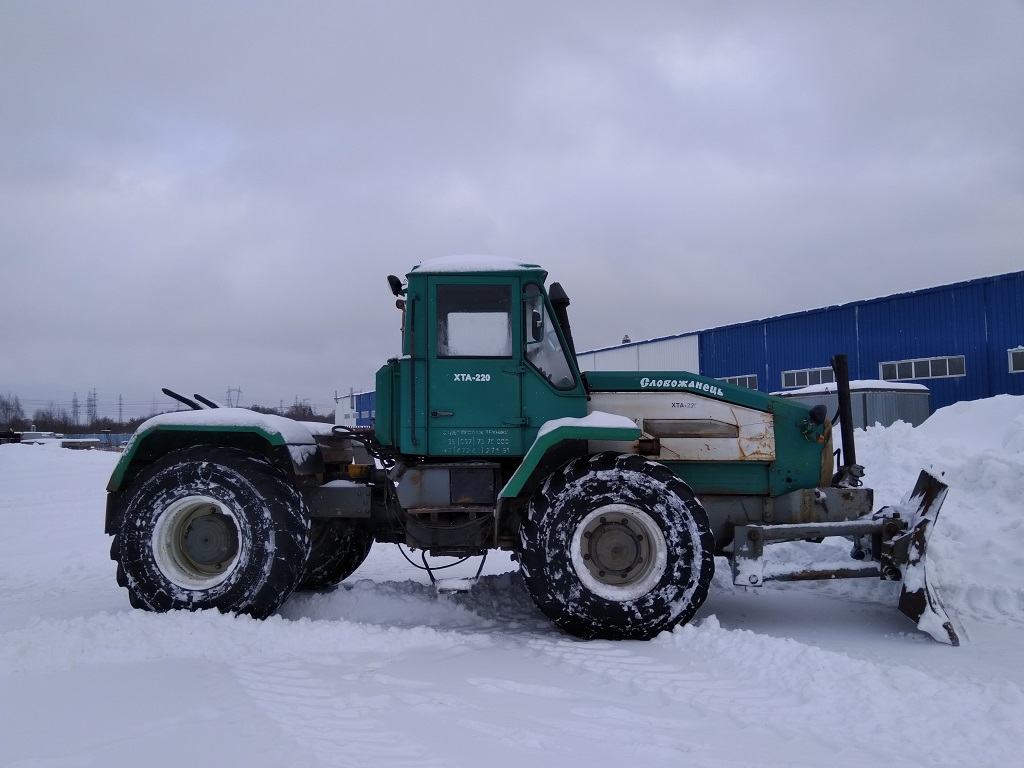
[749,394,1024,628]
[2,396,1024,767]
[863,394,1024,623]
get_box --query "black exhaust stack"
[831,354,864,487]
[548,282,578,359]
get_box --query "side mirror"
[530,309,544,342]
[387,275,406,297]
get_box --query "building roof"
[581,270,1024,355]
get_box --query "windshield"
[523,284,576,389]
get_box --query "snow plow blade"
[729,470,958,644]
[889,470,959,646]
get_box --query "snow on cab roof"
[410,254,544,274]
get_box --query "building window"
[1010,348,1024,373]
[880,355,965,381]
[718,374,758,390]
[781,366,835,389]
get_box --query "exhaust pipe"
[831,354,864,487]
[548,282,578,360]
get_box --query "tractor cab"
[375,256,588,458]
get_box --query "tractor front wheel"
[518,452,715,640]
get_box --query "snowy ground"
[2,395,1023,767]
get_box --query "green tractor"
[105,255,957,643]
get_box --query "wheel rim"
[152,495,241,589]
[570,504,668,602]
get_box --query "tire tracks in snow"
[229,657,456,768]
[512,630,1022,767]
[447,636,777,766]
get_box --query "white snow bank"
[916,393,1024,454]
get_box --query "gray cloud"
[2,1,1022,419]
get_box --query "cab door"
[425,277,525,457]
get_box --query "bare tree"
[0,393,27,430]
[31,402,75,433]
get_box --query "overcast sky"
[2,1,1022,421]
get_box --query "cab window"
[436,284,512,358]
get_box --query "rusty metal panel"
[643,418,739,438]
[304,480,372,518]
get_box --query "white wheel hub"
[570,504,668,602]
[152,495,241,589]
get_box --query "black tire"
[297,519,373,590]
[110,445,310,618]
[518,452,715,640]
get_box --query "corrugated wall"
[764,306,860,392]
[986,273,1024,398]
[579,335,699,373]
[637,335,699,372]
[690,271,1022,412]
[336,390,376,427]
[356,391,376,427]
[856,282,991,406]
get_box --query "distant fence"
[72,433,134,448]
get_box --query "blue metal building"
[335,390,376,428]
[697,271,1023,412]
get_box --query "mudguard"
[107,409,323,495]
[498,412,641,501]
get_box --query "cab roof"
[409,255,545,276]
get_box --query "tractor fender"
[105,409,323,534]
[499,412,641,502]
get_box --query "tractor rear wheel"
[518,452,715,640]
[110,446,310,618]
[297,519,373,590]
